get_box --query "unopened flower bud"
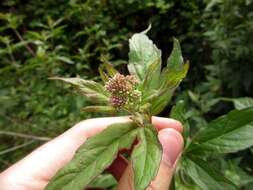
[105,73,140,108]
[110,95,127,108]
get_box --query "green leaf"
[183,156,237,190]
[141,58,161,92]
[88,174,117,189]
[50,77,109,103]
[151,62,189,115]
[232,97,253,110]
[128,30,161,81]
[99,62,118,80]
[131,124,162,190]
[148,38,189,115]
[166,38,184,72]
[170,100,190,139]
[81,105,116,113]
[45,122,138,190]
[188,107,253,154]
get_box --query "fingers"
[116,128,184,190]
[152,116,183,133]
[0,116,182,190]
[0,117,131,189]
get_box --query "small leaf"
[81,105,116,113]
[131,124,162,190]
[98,67,109,83]
[188,107,253,154]
[128,29,161,81]
[232,97,253,110]
[99,62,118,79]
[45,122,138,190]
[183,156,237,190]
[50,77,109,103]
[56,56,75,64]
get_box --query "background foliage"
[0,0,253,189]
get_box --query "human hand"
[0,116,183,190]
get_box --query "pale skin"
[0,116,184,190]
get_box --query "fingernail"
[158,128,183,167]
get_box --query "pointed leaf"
[149,39,189,115]
[98,67,109,83]
[149,62,188,115]
[188,107,253,154]
[131,124,162,190]
[128,31,161,81]
[45,122,138,190]
[232,97,253,110]
[183,156,237,190]
[99,62,118,79]
[166,38,184,71]
[50,77,109,103]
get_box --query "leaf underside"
[45,122,138,190]
[50,77,109,103]
[131,124,162,190]
[45,123,162,190]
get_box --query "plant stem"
[13,29,36,56]
[0,140,35,155]
[0,130,51,141]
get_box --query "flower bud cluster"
[105,73,141,108]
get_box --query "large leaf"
[183,156,237,190]
[188,107,253,154]
[232,97,253,110]
[51,77,109,103]
[128,29,161,84]
[149,38,189,115]
[131,124,162,190]
[45,122,138,190]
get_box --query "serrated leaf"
[188,107,253,154]
[148,39,189,115]
[183,156,237,190]
[128,30,161,82]
[131,124,162,190]
[150,62,189,115]
[232,97,253,110]
[50,77,109,103]
[45,122,138,190]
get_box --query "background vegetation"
[0,0,253,189]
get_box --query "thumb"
[116,128,184,190]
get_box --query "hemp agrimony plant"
[45,27,189,190]
[45,27,253,190]
[46,27,189,190]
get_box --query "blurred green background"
[0,0,253,188]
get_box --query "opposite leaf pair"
[46,27,188,190]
